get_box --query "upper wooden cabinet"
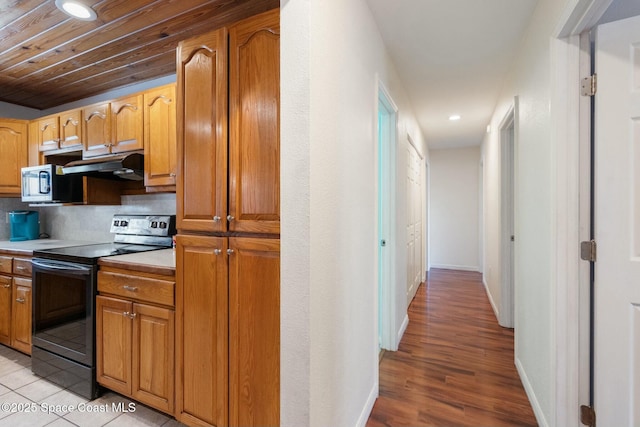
[111,94,144,154]
[83,95,143,158]
[36,110,82,153]
[144,84,177,189]
[177,27,228,233]
[0,119,28,195]
[82,102,112,157]
[177,9,280,235]
[228,10,280,235]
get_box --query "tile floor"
[0,345,186,427]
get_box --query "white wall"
[281,0,427,425]
[0,102,40,120]
[430,146,480,271]
[483,0,573,425]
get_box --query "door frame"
[499,101,516,328]
[375,78,398,352]
[553,0,615,425]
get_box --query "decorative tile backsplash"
[0,193,176,242]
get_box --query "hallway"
[366,269,537,427]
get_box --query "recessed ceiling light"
[449,114,461,121]
[55,0,97,21]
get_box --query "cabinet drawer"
[12,259,32,277]
[0,257,11,274]
[98,271,174,307]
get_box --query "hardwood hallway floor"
[367,269,538,427]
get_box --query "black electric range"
[30,214,176,399]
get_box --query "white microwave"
[21,164,83,203]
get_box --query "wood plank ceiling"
[0,0,279,110]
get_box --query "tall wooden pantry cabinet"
[175,8,280,427]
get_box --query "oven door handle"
[31,259,92,275]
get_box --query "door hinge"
[580,405,596,427]
[580,240,596,262]
[581,74,597,96]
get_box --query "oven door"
[31,258,95,367]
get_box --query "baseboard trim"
[356,379,379,427]
[396,314,409,348]
[430,264,479,272]
[515,357,548,427]
[483,277,501,322]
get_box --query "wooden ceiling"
[0,0,279,110]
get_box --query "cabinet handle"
[2,284,10,288]
[123,286,138,292]
[123,311,136,319]
[227,249,234,255]
[213,249,222,255]
[15,266,25,271]
[169,173,176,178]
[129,312,137,319]
[15,298,25,304]
[213,216,221,222]
[227,215,234,222]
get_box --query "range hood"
[62,152,144,181]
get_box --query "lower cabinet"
[0,275,11,346]
[11,277,31,354]
[96,268,175,415]
[0,256,32,355]
[176,235,280,427]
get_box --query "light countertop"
[98,248,175,276]
[0,239,99,256]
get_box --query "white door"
[594,14,640,426]
[406,138,422,304]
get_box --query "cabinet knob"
[213,249,222,255]
[213,216,221,222]
[227,249,234,255]
[227,215,234,222]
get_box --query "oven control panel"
[110,214,176,237]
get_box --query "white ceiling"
[365,0,538,150]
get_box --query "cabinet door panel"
[229,9,280,234]
[96,295,132,396]
[144,85,177,187]
[177,28,228,233]
[11,277,31,355]
[37,116,59,152]
[176,234,228,426]
[0,276,11,346]
[132,303,174,414]
[0,120,28,194]
[112,94,144,153]
[83,103,111,157]
[229,237,280,427]
[59,110,82,149]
